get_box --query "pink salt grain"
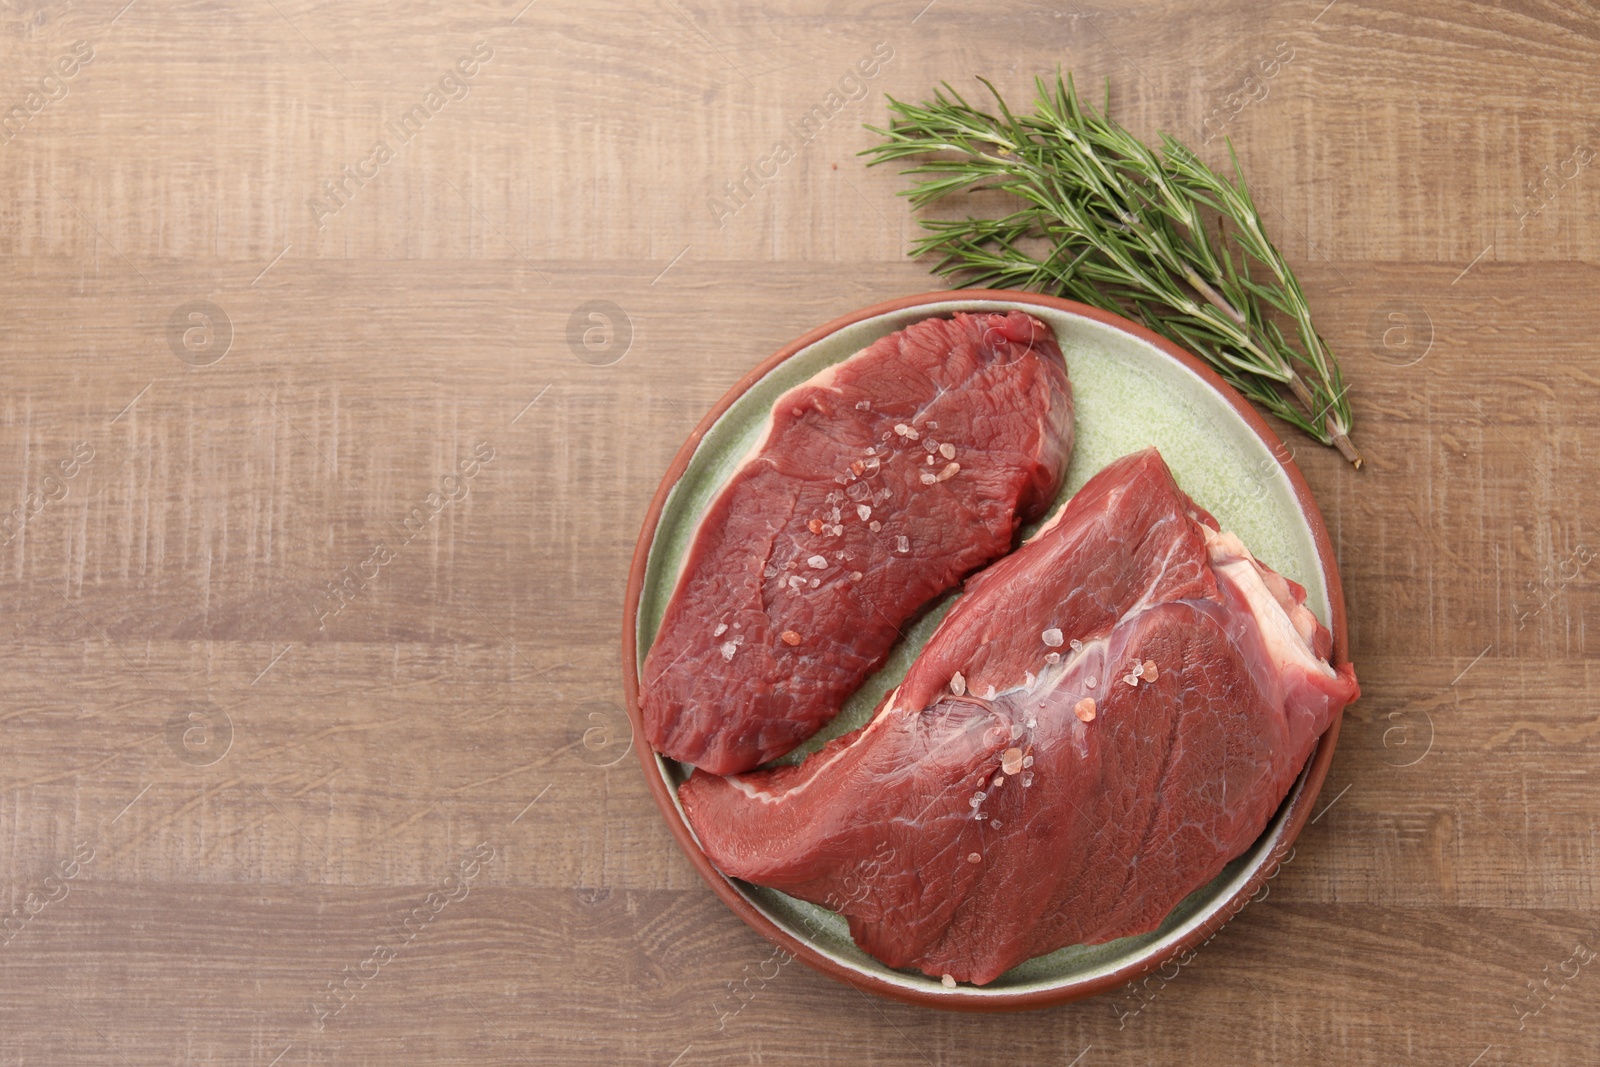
[1074,697,1097,722]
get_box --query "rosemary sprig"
[862,74,1361,467]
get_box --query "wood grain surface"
[2,0,1597,1063]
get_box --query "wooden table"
[2,0,1595,1063]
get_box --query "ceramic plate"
[622,291,1349,1011]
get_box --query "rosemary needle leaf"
[862,73,1361,467]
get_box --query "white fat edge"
[724,685,908,804]
[1020,492,1073,545]
[1203,526,1336,680]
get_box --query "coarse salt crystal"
[923,438,939,453]
[1009,723,1024,740]
[966,854,981,865]
[850,459,866,477]
[1021,771,1034,787]
[992,775,1004,788]
[720,641,738,661]
[787,576,804,590]
[1086,676,1098,689]
[849,571,863,581]
[950,671,966,696]
[942,974,957,988]
[925,455,935,465]
[920,471,937,485]
[904,427,920,441]
[780,630,802,646]
[896,535,910,553]
[1142,660,1158,682]
[989,819,1002,829]
[808,577,820,588]
[1041,627,1064,647]
[1001,747,1024,775]
[808,518,823,534]
[1022,755,1034,768]
[807,555,828,570]
[832,525,844,536]
[857,504,872,521]
[894,423,911,437]
[936,462,960,482]
[1069,638,1083,652]
[1026,719,1037,729]
[713,623,728,637]
[939,443,956,460]
[1045,652,1060,664]
[856,400,872,410]
[869,520,882,533]
[1075,697,1097,722]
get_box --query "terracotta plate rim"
[620,289,1350,1013]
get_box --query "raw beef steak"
[680,449,1360,984]
[643,312,1074,775]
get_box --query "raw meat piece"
[643,312,1074,775]
[680,449,1359,984]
